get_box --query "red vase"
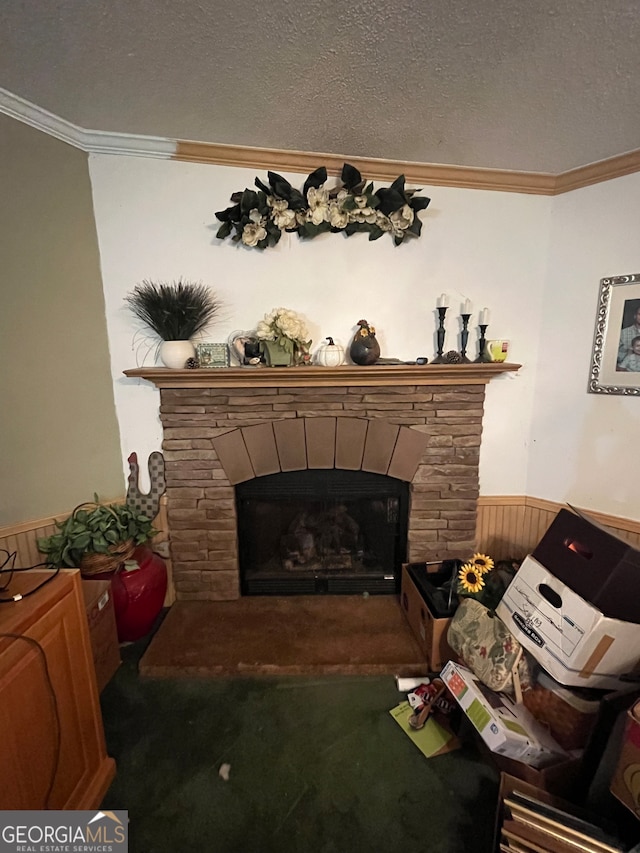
[91,546,167,642]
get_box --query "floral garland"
[215,163,431,249]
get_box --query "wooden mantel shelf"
[123,362,521,388]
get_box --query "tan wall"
[0,115,123,525]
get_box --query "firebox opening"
[236,470,409,595]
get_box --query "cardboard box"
[400,562,456,670]
[82,578,120,693]
[532,507,640,624]
[497,555,640,690]
[441,661,567,768]
[610,698,640,818]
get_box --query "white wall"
[527,172,640,518]
[89,155,549,498]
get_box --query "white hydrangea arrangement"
[255,308,311,356]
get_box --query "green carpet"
[100,636,500,853]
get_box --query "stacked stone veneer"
[160,383,485,600]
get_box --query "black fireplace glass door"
[236,470,408,595]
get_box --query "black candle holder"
[474,324,491,363]
[460,313,472,363]
[432,306,448,363]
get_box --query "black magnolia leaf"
[341,163,362,190]
[267,171,293,198]
[344,222,359,237]
[389,175,407,197]
[303,167,328,198]
[376,187,407,215]
[240,189,259,215]
[216,221,232,239]
[368,225,385,241]
[409,218,422,236]
[254,177,272,195]
[410,196,431,212]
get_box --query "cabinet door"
[0,578,112,809]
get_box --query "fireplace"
[236,469,409,595]
[124,362,519,601]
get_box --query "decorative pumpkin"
[315,336,345,367]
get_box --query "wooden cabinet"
[0,570,115,809]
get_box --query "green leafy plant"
[125,278,222,341]
[215,163,431,249]
[37,497,157,570]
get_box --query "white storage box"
[441,661,567,768]
[496,555,640,690]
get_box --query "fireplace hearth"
[236,470,409,595]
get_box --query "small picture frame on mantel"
[195,342,230,368]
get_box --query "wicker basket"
[80,539,136,576]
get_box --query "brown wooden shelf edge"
[123,362,522,388]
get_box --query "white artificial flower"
[307,187,330,225]
[328,201,348,229]
[375,212,393,231]
[242,222,267,247]
[272,207,297,230]
[349,207,377,224]
[389,204,414,232]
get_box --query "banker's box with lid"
[532,507,640,624]
[496,555,640,690]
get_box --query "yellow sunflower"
[458,563,486,594]
[471,553,494,574]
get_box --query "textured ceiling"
[2,0,640,173]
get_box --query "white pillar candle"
[462,299,473,315]
[479,308,490,325]
[437,293,449,308]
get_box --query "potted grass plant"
[125,278,223,368]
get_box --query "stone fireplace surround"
[125,364,519,600]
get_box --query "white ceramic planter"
[160,340,196,369]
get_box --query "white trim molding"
[0,88,175,158]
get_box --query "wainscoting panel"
[1,496,637,603]
[476,496,640,559]
[0,496,174,605]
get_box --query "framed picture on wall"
[589,273,640,396]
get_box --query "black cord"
[0,549,16,591]
[0,632,62,809]
[0,551,61,603]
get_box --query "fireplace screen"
[236,470,409,595]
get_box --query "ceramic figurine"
[349,319,381,366]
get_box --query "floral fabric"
[447,598,522,693]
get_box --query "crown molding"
[3,87,640,194]
[554,149,640,194]
[0,88,175,158]
[173,140,557,195]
